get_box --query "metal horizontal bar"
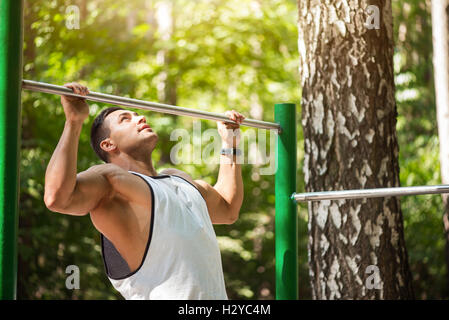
[22,80,281,131]
[292,184,449,202]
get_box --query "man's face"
[102,109,158,156]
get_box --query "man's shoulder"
[86,163,127,176]
[160,167,193,182]
[160,168,212,199]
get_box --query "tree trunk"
[298,0,414,299]
[154,0,177,165]
[155,0,177,105]
[431,0,449,295]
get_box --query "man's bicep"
[55,166,112,215]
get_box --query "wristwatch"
[221,148,242,156]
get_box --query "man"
[44,82,245,300]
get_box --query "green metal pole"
[0,0,23,300]
[275,103,297,300]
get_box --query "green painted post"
[0,0,23,299]
[275,103,297,300]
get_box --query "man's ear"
[100,138,117,153]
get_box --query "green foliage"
[19,0,300,299]
[393,0,448,299]
[20,0,447,301]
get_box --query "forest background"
[18,0,447,299]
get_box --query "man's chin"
[149,134,159,147]
[137,132,158,148]
[143,131,158,138]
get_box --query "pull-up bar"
[292,184,449,202]
[22,80,281,132]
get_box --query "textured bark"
[298,0,414,299]
[431,0,449,293]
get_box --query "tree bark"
[431,0,449,294]
[298,0,414,299]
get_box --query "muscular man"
[44,82,244,299]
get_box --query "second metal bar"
[292,185,449,202]
[22,80,281,131]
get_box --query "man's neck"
[127,163,158,177]
[111,155,158,177]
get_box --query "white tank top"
[100,171,228,300]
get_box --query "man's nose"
[136,115,146,124]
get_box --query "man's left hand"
[217,110,246,148]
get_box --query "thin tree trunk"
[154,0,177,165]
[298,0,414,299]
[431,0,449,295]
[77,0,87,21]
[155,0,177,105]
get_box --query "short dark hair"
[90,107,124,163]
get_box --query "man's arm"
[43,82,109,215]
[165,110,245,225]
[46,164,113,215]
[207,110,244,224]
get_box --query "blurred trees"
[18,0,449,300]
[393,0,448,299]
[19,0,301,299]
[430,0,449,293]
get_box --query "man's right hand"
[61,82,90,123]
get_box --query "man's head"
[90,107,158,163]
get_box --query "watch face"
[221,148,241,156]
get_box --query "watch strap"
[221,148,242,156]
